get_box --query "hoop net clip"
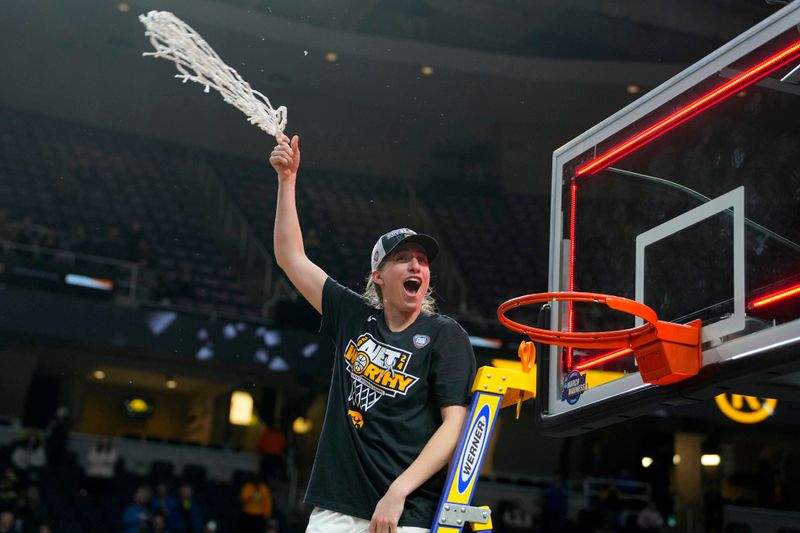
[497,292,702,385]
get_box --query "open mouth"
[403,278,422,296]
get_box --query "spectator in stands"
[61,224,89,255]
[152,483,176,519]
[17,486,50,533]
[167,484,202,533]
[542,473,569,532]
[0,512,16,533]
[94,226,127,260]
[45,406,70,468]
[136,239,160,301]
[599,480,623,530]
[122,486,153,533]
[40,229,58,250]
[257,424,286,481]
[84,436,118,496]
[771,472,785,508]
[10,430,46,484]
[270,134,476,532]
[499,499,533,532]
[239,474,272,533]
[126,220,144,261]
[152,513,171,533]
[0,468,21,514]
[174,265,197,301]
[54,166,81,202]
[157,264,197,306]
[0,211,17,242]
[136,238,155,269]
[636,501,664,532]
[156,270,178,304]
[16,217,43,247]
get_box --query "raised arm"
[270,134,327,313]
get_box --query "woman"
[270,134,476,533]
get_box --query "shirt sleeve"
[319,277,369,338]
[429,319,477,407]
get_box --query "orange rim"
[497,292,657,350]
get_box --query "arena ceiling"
[0,0,789,177]
[214,0,777,62]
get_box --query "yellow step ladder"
[430,342,536,532]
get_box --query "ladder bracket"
[437,504,491,527]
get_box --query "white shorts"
[306,507,430,533]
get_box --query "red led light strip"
[571,280,800,369]
[574,347,633,372]
[566,40,800,372]
[575,39,800,176]
[748,282,800,309]
[566,183,577,369]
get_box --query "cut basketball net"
[498,292,702,385]
[139,11,287,140]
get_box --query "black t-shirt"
[305,278,477,527]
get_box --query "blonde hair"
[362,274,437,314]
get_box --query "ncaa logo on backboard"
[413,334,430,348]
[562,370,587,405]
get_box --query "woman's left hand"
[369,486,405,533]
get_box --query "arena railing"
[583,476,652,509]
[0,239,139,300]
[195,151,276,320]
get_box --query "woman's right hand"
[269,133,300,181]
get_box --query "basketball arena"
[1,1,799,532]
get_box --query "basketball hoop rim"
[497,291,658,349]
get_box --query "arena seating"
[0,427,267,533]
[0,106,551,320]
[11,451,245,533]
[206,153,411,292]
[210,154,550,316]
[420,184,549,314]
[0,108,260,319]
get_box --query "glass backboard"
[536,1,800,435]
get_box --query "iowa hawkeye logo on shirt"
[344,333,420,413]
